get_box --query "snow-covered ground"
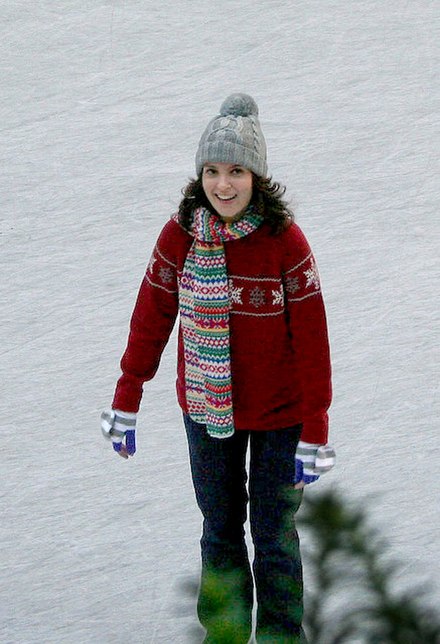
[1,1,439,642]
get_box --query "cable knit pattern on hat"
[195,93,268,177]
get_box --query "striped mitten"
[294,441,336,485]
[101,409,137,457]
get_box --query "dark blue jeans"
[183,415,306,643]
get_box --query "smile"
[216,194,237,202]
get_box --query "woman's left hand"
[294,442,336,487]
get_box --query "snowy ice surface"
[1,1,439,642]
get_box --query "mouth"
[215,194,237,203]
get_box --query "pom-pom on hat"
[195,93,268,177]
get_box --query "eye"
[231,167,244,175]
[204,167,217,176]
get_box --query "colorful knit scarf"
[178,206,264,438]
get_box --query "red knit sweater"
[112,218,332,444]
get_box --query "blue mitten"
[101,409,137,456]
[294,441,336,485]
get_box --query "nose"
[217,173,232,190]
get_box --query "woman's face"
[202,162,253,221]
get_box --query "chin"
[217,209,245,222]
[219,211,240,219]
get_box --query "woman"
[101,93,335,643]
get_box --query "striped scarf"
[179,206,264,438]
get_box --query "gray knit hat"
[195,93,268,177]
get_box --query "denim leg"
[183,415,253,642]
[249,425,306,643]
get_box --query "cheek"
[244,180,253,202]
[201,177,212,200]
[243,174,253,192]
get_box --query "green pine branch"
[295,489,440,644]
[183,488,440,643]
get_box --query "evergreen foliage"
[295,489,440,643]
[185,489,440,643]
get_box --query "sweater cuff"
[112,374,144,413]
[300,411,329,444]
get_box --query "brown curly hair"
[177,174,294,235]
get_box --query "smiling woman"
[178,168,293,235]
[201,163,253,221]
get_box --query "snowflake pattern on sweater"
[219,252,322,316]
[144,233,323,324]
[145,246,178,294]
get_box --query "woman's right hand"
[101,409,137,459]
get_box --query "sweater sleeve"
[282,223,332,444]
[112,220,181,412]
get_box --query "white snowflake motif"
[228,280,243,305]
[147,255,157,274]
[285,276,300,294]
[304,258,320,290]
[272,286,284,306]
[249,286,266,308]
[159,266,174,284]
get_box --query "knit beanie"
[195,93,268,177]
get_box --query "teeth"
[217,195,235,201]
